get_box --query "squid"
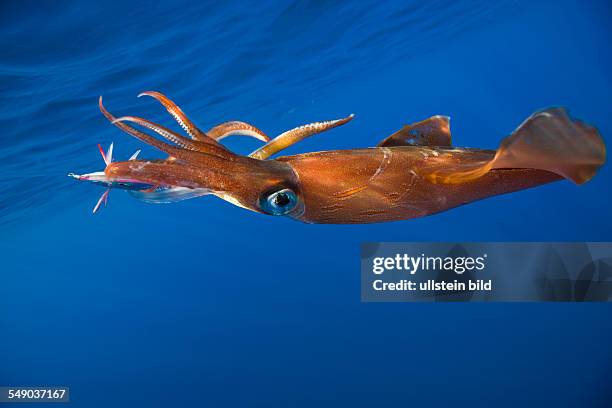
[69,91,605,223]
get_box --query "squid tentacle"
[138,91,215,144]
[99,97,221,164]
[112,116,200,150]
[249,114,355,160]
[207,121,270,142]
[111,116,232,159]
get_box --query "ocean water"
[1,0,611,406]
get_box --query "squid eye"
[260,188,298,215]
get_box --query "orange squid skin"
[279,148,562,224]
[105,146,562,224]
[97,94,604,224]
[105,155,300,210]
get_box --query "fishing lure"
[70,92,605,223]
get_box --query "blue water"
[1,0,611,406]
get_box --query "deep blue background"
[1,0,611,406]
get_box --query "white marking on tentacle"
[207,121,270,142]
[217,128,266,141]
[170,109,195,138]
[219,129,261,140]
[137,92,200,140]
[112,117,197,150]
[249,114,354,160]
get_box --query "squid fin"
[423,108,606,185]
[378,115,451,147]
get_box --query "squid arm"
[139,91,271,145]
[99,97,229,165]
[249,114,355,160]
[207,121,270,142]
[138,91,210,142]
[111,115,232,158]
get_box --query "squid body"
[69,92,606,223]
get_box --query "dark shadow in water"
[535,246,612,302]
[434,244,475,302]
